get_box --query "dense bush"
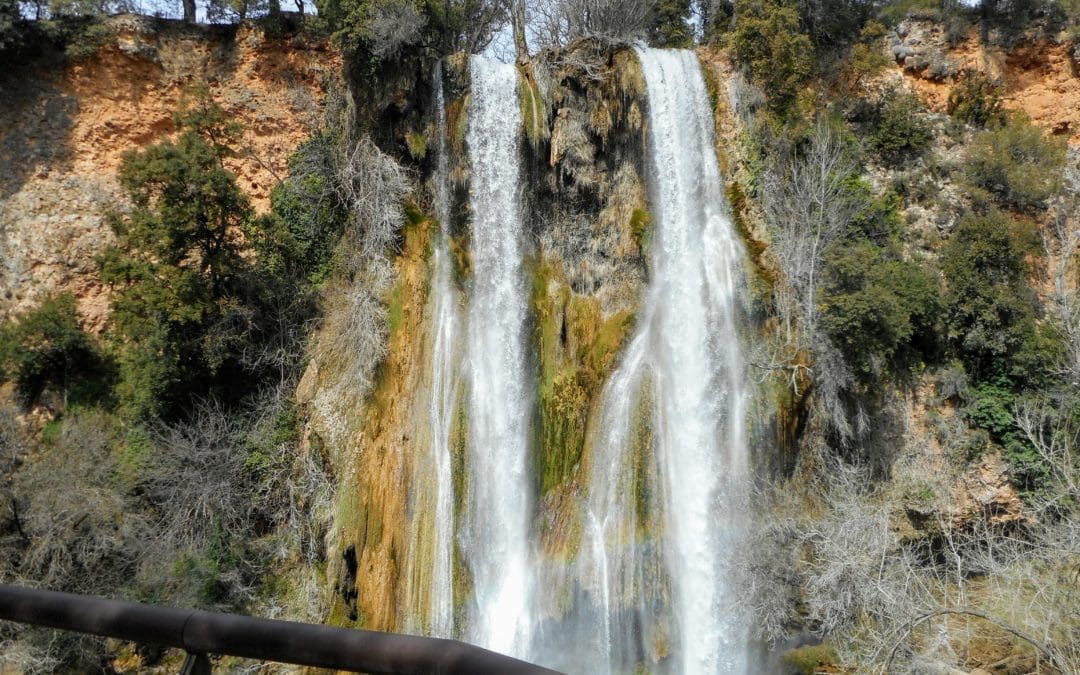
[648,0,694,46]
[947,68,1005,128]
[0,0,23,52]
[797,0,878,48]
[99,97,255,418]
[963,114,1066,212]
[0,408,151,672]
[850,88,933,166]
[315,0,504,60]
[730,0,815,115]
[820,242,940,379]
[0,393,333,670]
[0,294,101,404]
[941,209,1054,385]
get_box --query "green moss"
[630,383,655,531]
[540,370,589,493]
[530,259,635,495]
[452,538,473,623]
[582,310,635,390]
[404,202,427,228]
[630,208,653,256]
[518,69,546,149]
[782,644,837,674]
[698,53,723,114]
[449,391,469,522]
[449,235,472,286]
[405,131,428,160]
[385,281,406,338]
[531,261,575,493]
[449,94,470,154]
[727,182,776,297]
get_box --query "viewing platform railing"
[0,584,563,674]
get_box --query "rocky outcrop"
[889,18,1080,147]
[0,15,340,329]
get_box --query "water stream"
[405,60,460,639]
[461,55,534,658]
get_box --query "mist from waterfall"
[461,55,534,658]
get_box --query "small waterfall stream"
[405,61,459,639]
[461,55,534,658]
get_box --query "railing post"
[180,651,211,675]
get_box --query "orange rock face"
[895,21,1080,147]
[0,16,341,330]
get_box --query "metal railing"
[0,585,563,674]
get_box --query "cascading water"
[546,47,751,674]
[461,55,534,657]
[404,61,459,639]
[402,48,748,673]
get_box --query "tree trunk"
[182,0,196,23]
[268,0,280,19]
[511,0,529,64]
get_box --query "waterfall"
[557,47,751,674]
[402,48,748,672]
[405,61,459,639]
[461,55,534,657]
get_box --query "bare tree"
[508,0,529,60]
[744,440,1080,673]
[366,0,427,58]
[1015,393,1080,510]
[764,120,860,347]
[313,134,412,399]
[331,136,411,269]
[529,0,654,49]
[1047,164,1080,387]
[146,401,252,551]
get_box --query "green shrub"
[729,0,815,115]
[941,209,1058,386]
[947,68,1005,128]
[60,17,113,61]
[100,95,253,418]
[963,115,1066,212]
[847,20,891,87]
[963,380,1054,490]
[851,87,933,166]
[821,242,940,378]
[0,294,99,403]
[844,178,904,245]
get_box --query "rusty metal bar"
[0,584,563,674]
